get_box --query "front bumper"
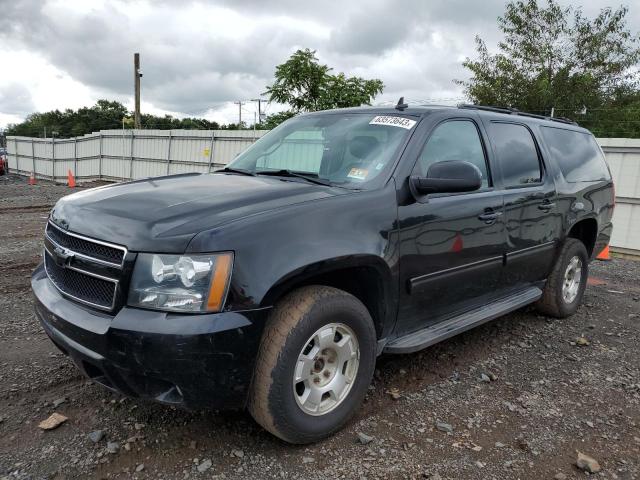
[32,264,269,410]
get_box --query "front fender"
[186,182,400,322]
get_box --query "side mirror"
[410,160,482,196]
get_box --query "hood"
[50,172,345,252]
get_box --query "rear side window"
[417,120,490,188]
[540,127,611,182]
[489,122,542,187]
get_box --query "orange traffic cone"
[67,169,76,188]
[596,245,611,261]
[28,171,36,185]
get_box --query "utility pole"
[134,53,142,129]
[251,98,264,124]
[234,101,245,126]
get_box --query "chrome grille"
[46,222,125,266]
[44,252,116,309]
[43,221,127,311]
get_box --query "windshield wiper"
[216,167,256,176]
[256,169,332,186]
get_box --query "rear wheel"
[536,238,589,318]
[249,285,376,444]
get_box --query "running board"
[384,287,542,354]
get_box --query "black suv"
[33,105,614,444]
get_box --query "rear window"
[541,127,610,182]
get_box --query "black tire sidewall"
[268,292,376,443]
[554,240,589,316]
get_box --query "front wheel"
[248,286,376,444]
[536,238,589,318]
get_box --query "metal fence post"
[165,131,173,175]
[74,136,78,179]
[98,132,103,180]
[51,136,55,183]
[9,138,15,174]
[13,138,18,175]
[207,130,215,172]
[128,130,135,180]
[31,138,35,177]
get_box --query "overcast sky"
[0,0,638,129]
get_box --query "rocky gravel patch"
[0,174,639,479]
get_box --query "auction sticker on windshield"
[347,167,368,180]
[369,116,417,129]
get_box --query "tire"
[248,285,377,444]
[536,238,589,318]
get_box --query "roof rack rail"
[551,116,577,125]
[458,104,578,126]
[459,104,518,114]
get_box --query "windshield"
[226,113,418,188]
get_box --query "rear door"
[395,116,508,335]
[484,121,561,287]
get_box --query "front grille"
[46,222,125,265]
[43,221,127,311]
[44,251,116,309]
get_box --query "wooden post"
[134,53,141,129]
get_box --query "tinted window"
[541,127,610,182]
[417,120,489,188]
[489,123,542,187]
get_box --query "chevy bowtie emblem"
[53,245,75,267]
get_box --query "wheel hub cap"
[562,255,583,303]
[293,323,360,416]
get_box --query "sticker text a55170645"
[369,116,417,130]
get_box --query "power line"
[233,101,245,125]
[251,98,266,123]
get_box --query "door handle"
[538,202,556,211]
[478,211,503,222]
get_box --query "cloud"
[0,0,638,127]
[0,83,36,116]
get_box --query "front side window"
[226,113,417,189]
[416,120,490,188]
[489,122,542,187]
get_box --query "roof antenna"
[395,96,408,111]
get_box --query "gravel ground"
[0,173,639,480]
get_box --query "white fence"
[5,129,267,182]
[5,132,640,255]
[599,138,640,256]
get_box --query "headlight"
[128,252,233,313]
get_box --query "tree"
[457,0,640,124]
[264,49,384,127]
[260,111,296,130]
[5,100,223,137]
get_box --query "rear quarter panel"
[534,125,614,258]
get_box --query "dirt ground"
[0,173,639,480]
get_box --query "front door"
[396,118,507,336]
